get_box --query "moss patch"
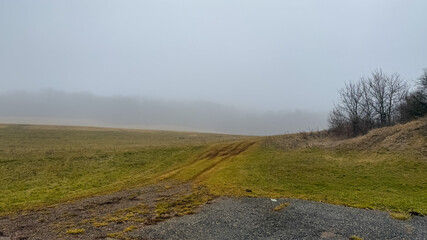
[389,212,412,220]
[65,228,85,234]
[273,202,290,211]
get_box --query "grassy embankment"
[201,147,425,214]
[0,119,426,215]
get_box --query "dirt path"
[188,141,257,181]
[154,140,258,183]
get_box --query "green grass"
[202,147,427,214]
[0,124,248,214]
[0,145,204,213]
[1,123,426,216]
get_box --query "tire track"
[155,141,257,182]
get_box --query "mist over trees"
[0,90,327,136]
[329,69,427,137]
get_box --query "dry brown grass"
[337,117,426,153]
[273,202,290,211]
[263,130,336,150]
[265,117,426,157]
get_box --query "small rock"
[320,231,336,238]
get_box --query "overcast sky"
[0,1,426,134]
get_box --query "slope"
[189,117,426,214]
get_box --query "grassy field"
[0,124,250,213]
[201,147,426,214]
[0,120,426,215]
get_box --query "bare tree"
[328,81,364,137]
[329,69,409,137]
[399,68,427,122]
[367,70,388,126]
[328,105,349,136]
[367,69,407,126]
[360,78,374,132]
[417,68,427,99]
[385,73,408,124]
[338,81,363,136]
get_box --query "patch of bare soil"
[0,181,213,240]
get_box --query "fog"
[0,90,326,135]
[1,1,426,134]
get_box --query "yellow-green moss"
[66,228,85,234]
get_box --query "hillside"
[0,119,426,239]
[172,118,426,214]
[336,117,427,154]
[263,116,426,153]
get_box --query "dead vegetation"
[336,117,426,154]
[273,202,290,211]
[263,130,336,150]
[264,117,426,155]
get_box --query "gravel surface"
[130,197,426,240]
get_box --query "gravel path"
[130,197,426,240]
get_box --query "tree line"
[329,68,427,137]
